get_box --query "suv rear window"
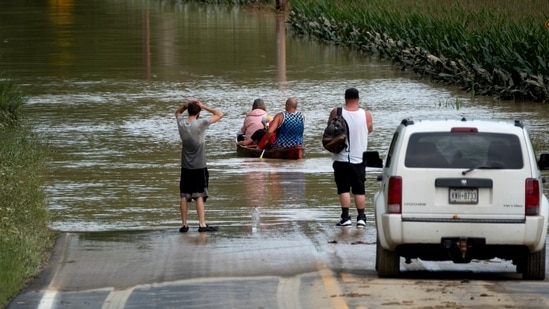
[404,132,523,169]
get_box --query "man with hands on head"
[175,100,223,233]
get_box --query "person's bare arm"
[365,110,373,133]
[264,112,283,145]
[175,103,188,118]
[267,112,283,134]
[198,102,224,124]
[237,137,254,146]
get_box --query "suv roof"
[398,118,524,131]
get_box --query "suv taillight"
[388,176,402,214]
[450,127,478,132]
[525,178,540,216]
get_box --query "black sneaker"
[336,217,352,226]
[198,225,218,232]
[179,226,189,233]
[357,217,366,227]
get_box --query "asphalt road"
[7,223,549,309]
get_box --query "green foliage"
[0,80,26,128]
[436,98,463,110]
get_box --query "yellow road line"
[316,263,349,309]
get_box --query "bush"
[0,80,25,128]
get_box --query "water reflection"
[243,162,270,209]
[142,8,151,79]
[276,13,287,89]
[266,171,306,208]
[48,0,74,69]
[239,160,306,232]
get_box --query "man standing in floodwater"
[175,100,224,233]
[329,88,373,227]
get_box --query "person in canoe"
[263,97,305,149]
[237,98,272,146]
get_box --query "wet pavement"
[8,223,549,309]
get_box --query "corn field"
[288,0,549,102]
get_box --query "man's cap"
[344,88,359,99]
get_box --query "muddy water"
[1,1,548,232]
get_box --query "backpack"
[322,107,349,154]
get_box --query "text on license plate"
[449,188,478,204]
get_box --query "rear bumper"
[378,214,547,252]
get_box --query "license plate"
[449,188,478,204]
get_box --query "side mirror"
[363,151,383,168]
[538,153,549,170]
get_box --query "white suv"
[373,118,548,279]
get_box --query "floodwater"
[1,1,548,233]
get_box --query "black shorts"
[332,161,366,195]
[251,129,266,142]
[180,167,209,202]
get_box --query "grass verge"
[0,80,54,306]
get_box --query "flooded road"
[1,1,548,308]
[2,1,548,233]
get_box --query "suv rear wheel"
[521,244,546,280]
[376,238,400,278]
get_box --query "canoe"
[236,144,305,160]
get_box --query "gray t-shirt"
[177,116,211,169]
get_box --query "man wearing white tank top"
[328,88,373,227]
